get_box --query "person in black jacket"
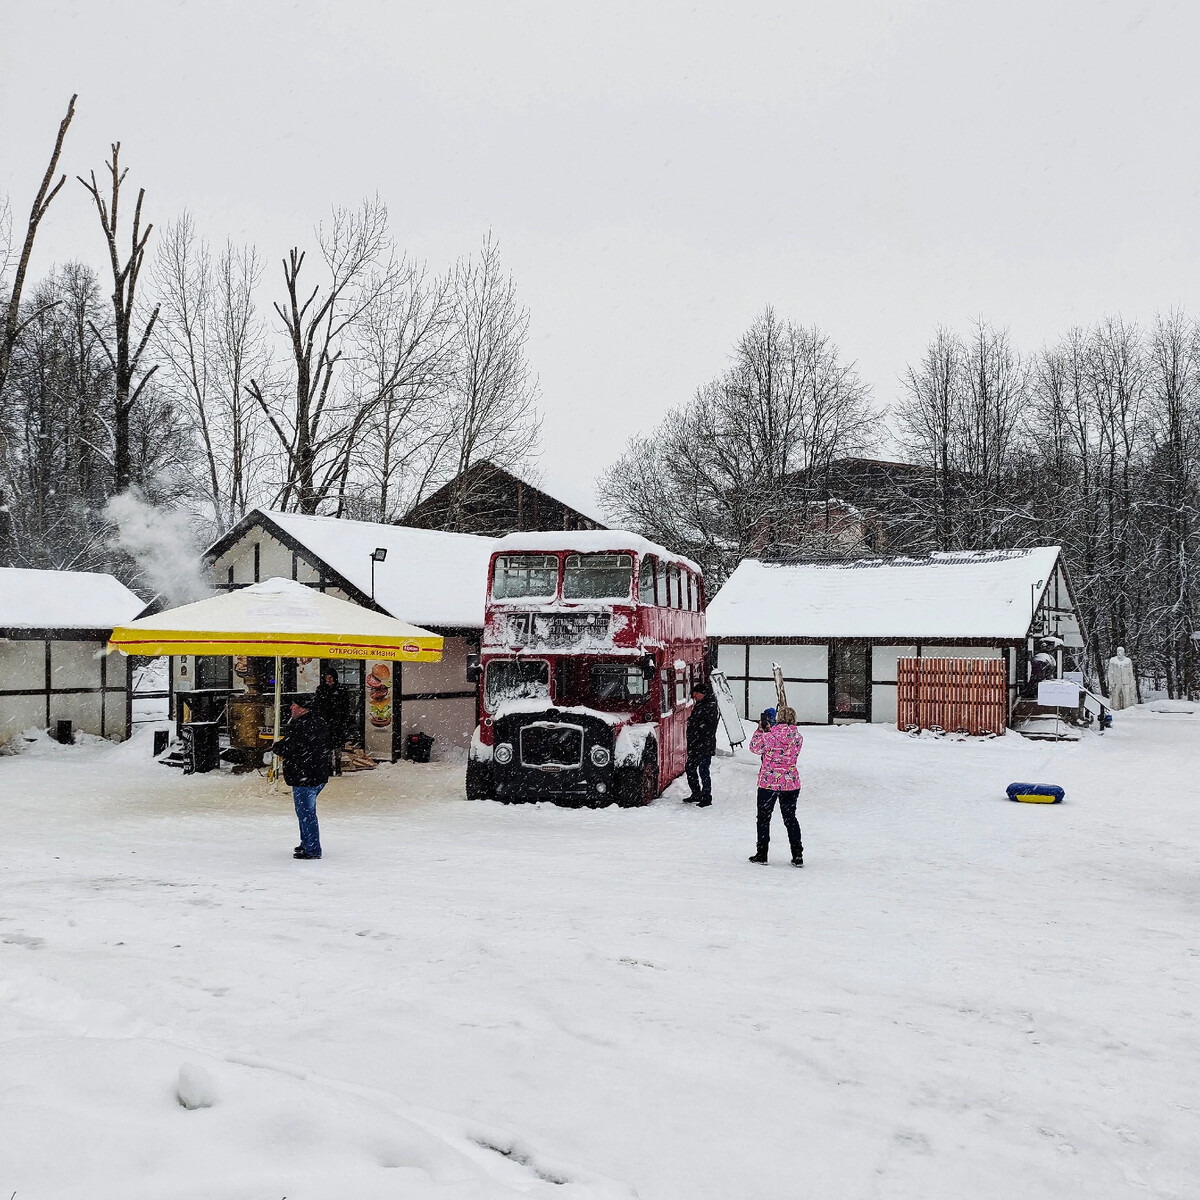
[313,670,349,775]
[275,694,330,859]
[684,680,721,807]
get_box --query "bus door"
[658,662,688,784]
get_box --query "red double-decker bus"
[467,531,707,806]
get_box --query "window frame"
[491,554,560,601]
[638,555,656,605]
[483,656,552,711]
[562,552,634,601]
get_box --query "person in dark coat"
[684,680,721,807]
[313,670,349,775]
[275,694,330,859]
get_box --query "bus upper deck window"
[493,555,559,599]
[563,553,633,600]
[638,555,656,604]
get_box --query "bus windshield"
[563,553,633,600]
[485,658,550,709]
[493,555,558,599]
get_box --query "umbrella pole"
[271,654,282,786]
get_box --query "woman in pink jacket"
[747,705,804,866]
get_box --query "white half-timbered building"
[0,567,144,745]
[196,509,497,758]
[707,548,1084,729]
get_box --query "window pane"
[563,553,633,600]
[589,663,650,706]
[660,668,673,712]
[493,555,558,599]
[655,561,668,606]
[485,658,550,709]
[669,564,680,608]
[638,556,656,604]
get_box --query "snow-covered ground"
[2,709,1197,1198]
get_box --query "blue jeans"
[292,784,324,857]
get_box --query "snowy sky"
[4,1,1200,514]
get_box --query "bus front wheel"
[466,759,493,801]
[616,743,659,807]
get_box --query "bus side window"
[639,555,656,604]
[675,666,688,706]
[660,667,673,713]
[656,560,669,607]
[669,563,680,608]
[684,571,693,611]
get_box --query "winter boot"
[748,852,768,864]
[697,798,712,808]
[791,853,804,867]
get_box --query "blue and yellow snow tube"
[1006,782,1065,804]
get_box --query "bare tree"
[439,233,541,524]
[249,198,396,513]
[78,143,161,492]
[347,260,456,521]
[0,95,77,407]
[600,307,875,579]
[154,214,269,531]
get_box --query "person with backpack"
[684,679,721,806]
[747,705,804,866]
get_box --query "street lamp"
[370,547,387,603]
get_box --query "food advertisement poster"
[364,660,393,758]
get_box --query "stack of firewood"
[339,745,378,772]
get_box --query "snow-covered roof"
[249,511,498,629]
[491,530,701,574]
[0,567,144,631]
[706,548,1063,641]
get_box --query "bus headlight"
[590,745,611,768]
[494,742,513,765]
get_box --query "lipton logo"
[403,642,421,654]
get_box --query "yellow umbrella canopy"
[108,577,443,662]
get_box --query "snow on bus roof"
[491,530,701,575]
[706,548,1063,641]
[0,567,144,630]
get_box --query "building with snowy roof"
[401,461,606,536]
[706,548,1084,730]
[193,509,499,759]
[0,567,145,745]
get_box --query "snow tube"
[1006,782,1065,804]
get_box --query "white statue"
[1107,646,1137,710]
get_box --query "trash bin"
[55,719,73,745]
[182,721,220,774]
[405,732,434,763]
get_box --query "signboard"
[1038,680,1080,708]
[363,659,394,759]
[709,669,746,748]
